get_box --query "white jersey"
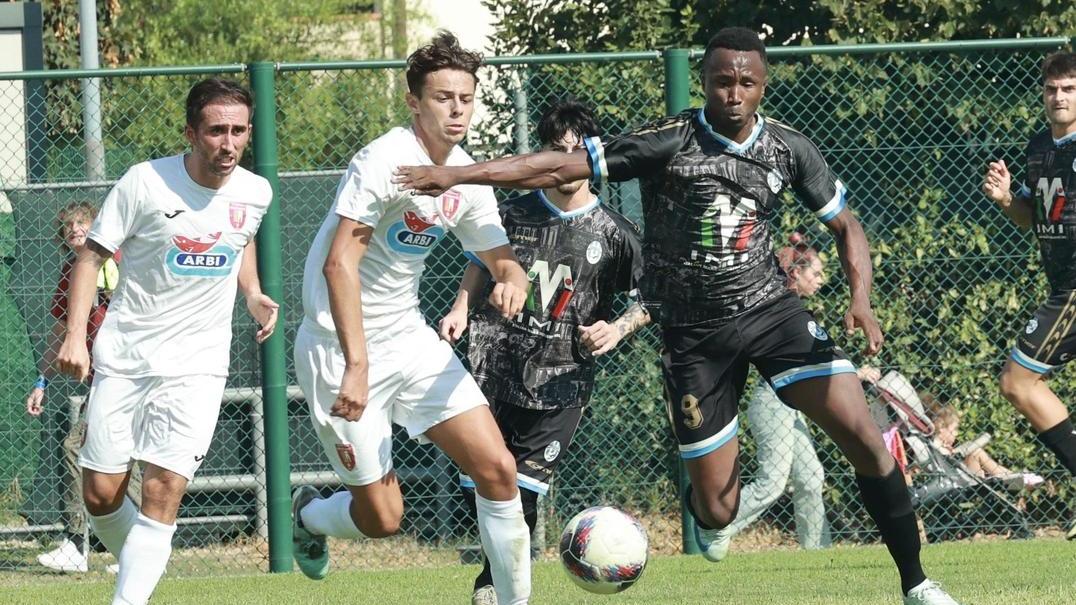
[301,126,508,336]
[88,154,272,377]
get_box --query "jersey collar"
[537,189,600,219]
[1054,130,1076,147]
[697,109,765,154]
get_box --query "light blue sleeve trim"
[1011,347,1051,374]
[583,136,605,188]
[463,250,486,270]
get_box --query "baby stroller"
[868,371,1033,541]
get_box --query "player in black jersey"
[983,52,1076,540]
[439,101,650,605]
[397,27,961,605]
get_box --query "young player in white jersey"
[55,79,278,605]
[290,32,533,605]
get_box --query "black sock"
[1036,418,1076,476]
[682,483,715,530]
[67,532,84,550]
[856,466,926,595]
[464,487,540,590]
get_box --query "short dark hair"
[185,78,253,127]
[1043,51,1076,81]
[702,27,767,69]
[406,31,483,96]
[536,99,601,148]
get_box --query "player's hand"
[330,365,369,422]
[246,292,280,344]
[56,336,91,382]
[439,308,468,344]
[489,281,526,319]
[982,160,1013,207]
[578,321,621,356]
[856,365,882,384]
[844,301,884,356]
[25,387,44,417]
[392,165,456,198]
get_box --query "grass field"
[3,538,1072,604]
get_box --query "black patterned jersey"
[467,191,643,410]
[584,108,847,326]
[1016,129,1076,293]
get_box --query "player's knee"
[469,450,517,492]
[83,480,125,516]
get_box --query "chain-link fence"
[0,37,1073,581]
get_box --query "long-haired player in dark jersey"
[982,51,1076,540]
[438,100,649,605]
[395,27,961,605]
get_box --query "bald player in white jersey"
[290,32,533,605]
[55,78,279,605]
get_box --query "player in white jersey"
[291,32,533,605]
[55,79,278,605]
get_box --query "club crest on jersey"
[335,444,357,471]
[441,189,461,221]
[229,202,247,229]
[766,170,783,193]
[167,232,236,277]
[586,240,603,264]
[1025,318,1038,334]
[387,210,445,255]
[807,320,829,341]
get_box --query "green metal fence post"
[662,47,702,556]
[249,61,293,573]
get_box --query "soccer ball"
[559,506,648,594]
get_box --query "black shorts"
[661,291,854,459]
[1012,290,1076,374]
[459,401,584,496]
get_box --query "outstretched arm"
[823,208,883,356]
[393,149,592,197]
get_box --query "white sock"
[113,513,176,605]
[300,491,366,539]
[476,493,531,605]
[88,496,138,556]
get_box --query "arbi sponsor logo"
[387,211,445,254]
[167,232,236,276]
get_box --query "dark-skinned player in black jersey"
[395,27,962,605]
[983,51,1076,540]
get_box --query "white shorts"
[294,319,487,486]
[78,373,227,480]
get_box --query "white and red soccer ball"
[559,506,649,594]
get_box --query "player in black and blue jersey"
[439,100,649,605]
[397,27,962,605]
[983,51,1076,540]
